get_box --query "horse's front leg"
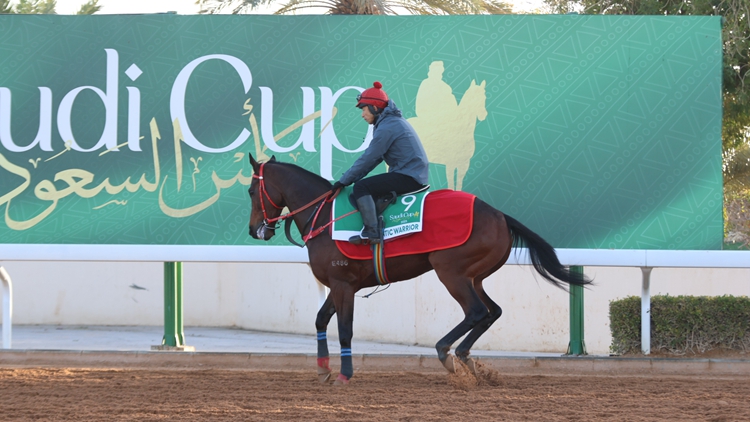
[315,294,336,383]
[330,282,356,385]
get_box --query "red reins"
[253,162,356,244]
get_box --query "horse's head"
[248,153,283,241]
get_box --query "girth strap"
[371,216,390,285]
[371,242,390,285]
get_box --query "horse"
[408,79,487,191]
[247,154,591,385]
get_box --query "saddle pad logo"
[331,188,429,241]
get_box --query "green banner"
[0,15,723,249]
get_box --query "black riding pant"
[351,172,424,200]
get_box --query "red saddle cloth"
[335,189,477,260]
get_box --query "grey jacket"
[339,100,429,186]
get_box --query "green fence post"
[566,266,587,356]
[162,262,179,347]
[176,261,186,346]
[153,262,193,351]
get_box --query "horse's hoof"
[317,358,332,383]
[463,357,477,375]
[317,369,331,383]
[442,353,456,373]
[333,374,350,385]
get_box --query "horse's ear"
[480,80,486,88]
[249,153,259,172]
[471,79,476,86]
[269,155,277,162]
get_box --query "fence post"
[641,267,652,355]
[1,266,12,349]
[566,265,586,355]
[152,262,193,351]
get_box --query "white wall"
[1,260,748,354]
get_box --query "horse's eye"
[248,188,254,197]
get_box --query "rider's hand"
[330,181,345,195]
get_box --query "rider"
[331,81,430,245]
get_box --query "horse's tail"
[504,214,592,290]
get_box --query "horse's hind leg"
[315,294,336,383]
[454,275,503,369]
[433,272,489,373]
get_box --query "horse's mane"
[267,160,332,190]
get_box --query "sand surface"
[1,365,748,421]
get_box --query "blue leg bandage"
[340,347,353,379]
[317,331,329,358]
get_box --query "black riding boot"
[349,195,382,245]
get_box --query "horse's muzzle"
[249,223,275,241]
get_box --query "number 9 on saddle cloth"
[331,185,430,243]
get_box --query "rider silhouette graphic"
[408,61,487,191]
[415,61,458,123]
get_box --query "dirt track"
[1,366,748,421]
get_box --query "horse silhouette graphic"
[408,61,487,191]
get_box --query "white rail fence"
[2,246,749,352]
[1,266,11,349]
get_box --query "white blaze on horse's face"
[256,224,269,240]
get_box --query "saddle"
[348,185,430,216]
[335,189,477,285]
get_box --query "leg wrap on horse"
[340,347,353,379]
[317,331,329,359]
[316,332,332,382]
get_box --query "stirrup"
[348,234,369,245]
[348,234,381,245]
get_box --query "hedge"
[610,295,750,355]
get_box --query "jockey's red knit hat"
[356,81,389,109]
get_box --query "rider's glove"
[330,181,345,195]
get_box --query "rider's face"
[361,106,376,124]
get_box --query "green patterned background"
[0,15,723,249]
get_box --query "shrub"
[610,295,750,355]
[725,189,750,249]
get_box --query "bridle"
[251,162,356,246]
[251,162,286,234]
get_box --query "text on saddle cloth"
[334,189,476,260]
[331,186,429,241]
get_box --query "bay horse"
[247,154,591,385]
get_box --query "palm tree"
[1,0,101,14]
[198,0,512,15]
[724,142,750,248]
